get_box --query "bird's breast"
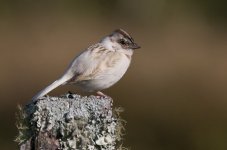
[76,52,132,92]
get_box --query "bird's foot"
[96,91,109,99]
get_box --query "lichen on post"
[15,94,127,150]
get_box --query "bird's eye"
[119,39,127,45]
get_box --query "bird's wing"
[65,43,106,82]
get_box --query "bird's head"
[101,29,140,51]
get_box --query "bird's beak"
[130,42,141,49]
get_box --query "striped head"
[101,29,140,51]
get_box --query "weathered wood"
[15,93,126,150]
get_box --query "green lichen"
[15,105,32,145]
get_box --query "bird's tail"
[32,75,72,102]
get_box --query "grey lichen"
[16,94,127,150]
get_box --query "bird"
[32,29,140,102]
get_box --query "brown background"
[1,0,227,149]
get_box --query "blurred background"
[1,0,227,149]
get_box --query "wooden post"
[15,93,126,150]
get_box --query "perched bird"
[32,29,140,102]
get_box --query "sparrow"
[32,29,140,102]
